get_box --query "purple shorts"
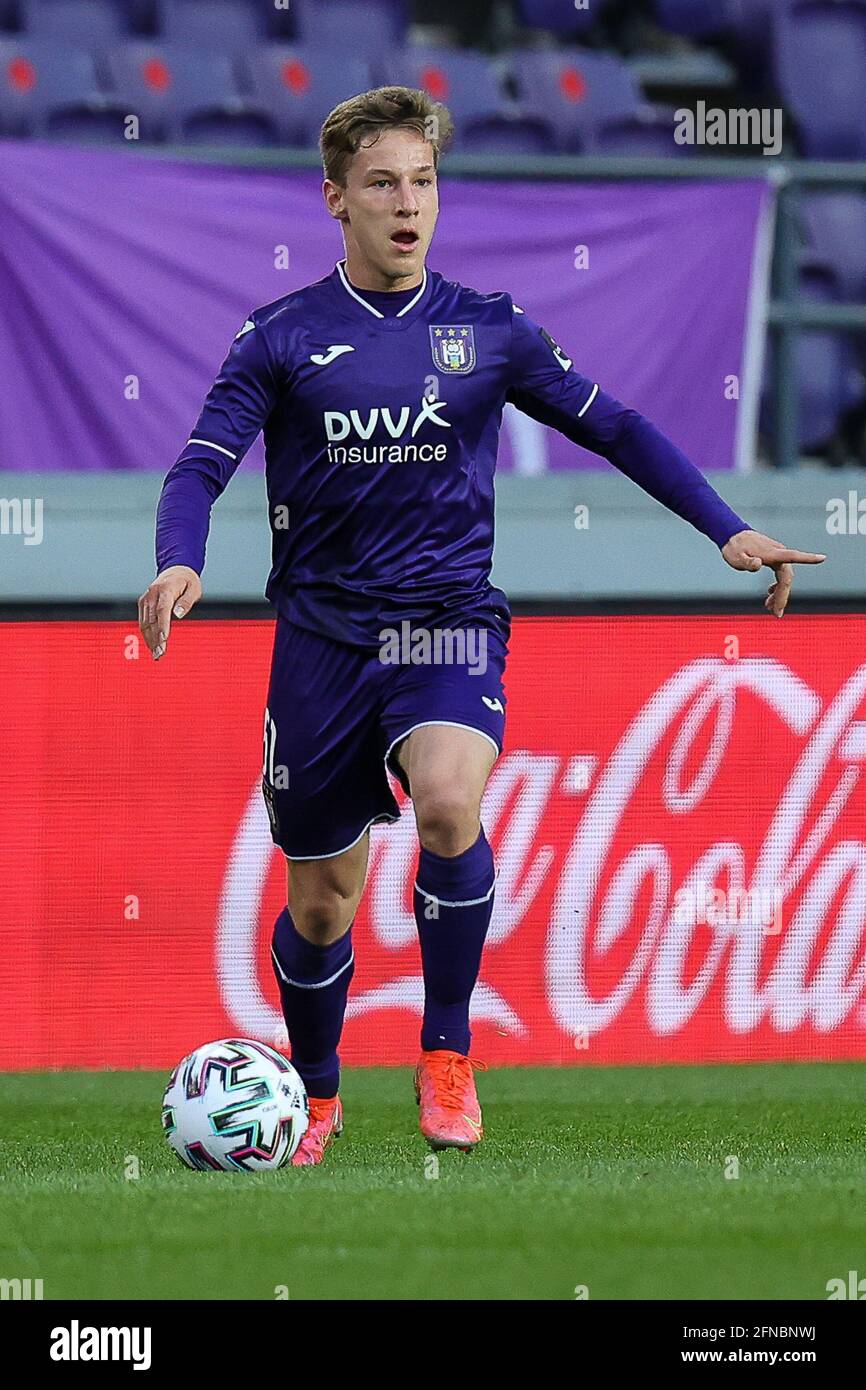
[261,615,509,860]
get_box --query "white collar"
[335,260,427,319]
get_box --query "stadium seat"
[762,262,863,455]
[515,0,597,38]
[772,0,866,159]
[157,0,268,46]
[242,46,373,146]
[104,42,277,144]
[510,49,613,153]
[726,0,778,46]
[0,36,131,137]
[294,0,408,60]
[459,113,557,155]
[269,0,299,42]
[723,0,779,92]
[592,111,692,157]
[800,192,866,302]
[177,107,277,146]
[381,48,511,149]
[510,49,685,156]
[21,0,133,40]
[653,0,726,37]
[655,2,779,94]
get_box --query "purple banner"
[0,142,772,474]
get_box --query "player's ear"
[323,179,347,221]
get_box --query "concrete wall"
[1,469,863,603]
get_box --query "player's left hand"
[721,530,826,616]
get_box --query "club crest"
[430,325,476,374]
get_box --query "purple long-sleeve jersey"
[156,261,749,647]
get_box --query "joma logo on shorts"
[325,397,451,442]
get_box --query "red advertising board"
[1,617,865,1070]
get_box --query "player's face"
[325,127,439,289]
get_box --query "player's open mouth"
[390,230,419,252]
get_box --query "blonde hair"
[320,85,454,185]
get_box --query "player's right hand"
[721,530,826,617]
[138,565,203,660]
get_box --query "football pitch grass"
[1,1063,865,1302]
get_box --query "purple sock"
[271,907,354,1099]
[414,826,495,1056]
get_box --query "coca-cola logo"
[547,658,866,1039]
[216,658,866,1052]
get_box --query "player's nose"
[394,177,420,213]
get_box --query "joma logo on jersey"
[324,398,452,465]
[430,325,476,374]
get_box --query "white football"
[161,1038,308,1171]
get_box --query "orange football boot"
[291,1095,343,1167]
[414,1050,486,1151]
